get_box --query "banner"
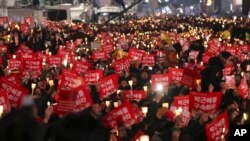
[0,79,28,107]
[0,90,11,114]
[99,74,118,99]
[71,61,91,75]
[168,67,183,83]
[112,58,130,74]
[47,55,63,66]
[22,58,43,72]
[58,70,85,91]
[128,48,146,62]
[240,44,249,53]
[24,16,32,24]
[202,52,214,64]
[142,54,155,67]
[207,38,221,54]
[101,43,115,54]
[0,16,8,24]
[19,24,29,33]
[151,73,170,92]
[57,89,77,115]
[238,76,248,100]
[205,112,229,141]
[1,74,21,86]
[170,95,190,111]
[190,91,222,113]
[74,85,93,112]
[84,70,104,85]
[181,69,200,89]
[8,59,23,70]
[122,90,146,102]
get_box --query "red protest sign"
[240,44,249,53]
[101,43,114,54]
[0,45,8,54]
[19,24,29,33]
[122,90,146,102]
[74,86,93,112]
[225,46,237,56]
[168,67,183,83]
[190,91,222,113]
[71,61,91,75]
[189,51,199,60]
[47,55,63,66]
[181,69,200,89]
[142,54,155,67]
[99,74,118,99]
[225,75,236,89]
[134,108,144,123]
[17,44,34,54]
[223,65,233,76]
[57,89,77,115]
[128,48,146,62]
[8,59,23,70]
[24,16,32,24]
[84,70,104,85]
[58,70,85,91]
[180,109,191,127]
[170,95,190,111]
[103,102,137,128]
[112,58,130,74]
[22,58,43,72]
[0,79,28,107]
[202,52,214,64]
[205,112,229,141]
[151,73,170,92]
[238,76,248,100]
[92,50,108,61]
[0,90,11,114]
[0,16,8,24]
[1,74,21,86]
[207,38,221,54]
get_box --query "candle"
[47,101,51,106]
[117,90,121,94]
[162,103,169,108]
[142,107,148,116]
[156,83,163,92]
[114,102,118,108]
[196,79,201,85]
[175,107,183,116]
[13,55,16,59]
[128,80,133,87]
[139,135,149,141]
[31,83,36,89]
[49,80,54,86]
[105,100,111,107]
[0,105,3,117]
[143,86,148,92]
[69,63,73,69]
[63,59,68,67]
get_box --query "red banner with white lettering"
[24,16,32,24]
[74,85,93,112]
[92,50,108,61]
[0,45,8,54]
[99,74,118,99]
[22,58,43,74]
[101,43,114,54]
[58,70,85,91]
[8,59,23,70]
[142,54,155,67]
[151,73,170,92]
[170,95,190,111]
[202,52,214,64]
[57,89,77,115]
[240,44,249,53]
[205,112,229,141]
[71,61,91,75]
[238,76,248,100]
[0,90,11,114]
[190,91,222,113]
[168,67,183,83]
[0,79,28,107]
[103,102,137,128]
[1,74,21,86]
[128,48,146,62]
[207,39,221,55]
[47,55,63,66]
[19,24,29,33]
[0,16,8,24]
[112,58,130,74]
[84,70,104,85]
[122,90,146,102]
[181,69,201,89]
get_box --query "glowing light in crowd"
[196,79,201,85]
[143,86,148,92]
[162,103,169,108]
[105,100,111,107]
[63,59,68,67]
[175,107,183,116]
[49,80,54,86]
[47,102,51,106]
[207,0,212,6]
[156,83,163,92]
[0,105,3,117]
[128,80,133,87]
[142,107,148,116]
[13,55,16,59]
[113,102,118,108]
[243,113,248,121]
[139,135,150,141]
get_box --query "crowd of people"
[0,15,250,141]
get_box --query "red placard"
[0,79,28,107]
[170,95,190,111]
[112,58,130,74]
[74,85,93,112]
[181,69,200,89]
[168,67,183,83]
[189,51,199,60]
[92,50,108,61]
[122,90,146,102]
[142,54,155,67]
[24,16,32,24]
[238,76,248,100]
[103,102,137,128]
[22,58,43,72]
[180,109,191,127]
[0,90,11,114]
[0,16,8,24]
[128,48,146,62]
[190,91,222,113]
[240,44,249,53]
[8,59,22,70]
[151,73,170,92]
[47,55,63,66]
[17,44,34,54]
[58,70,85,91]
[202,52,214,64]
[225,47,237,56]
[225,75,236,89]
[207,38,221,54]
[84,70,104,85]
[101,43,114,54]
[98,74,118,99]
[0,45,8,54]
[205,112,229,141]
[71,61,91,75]
[19,24,29,33]
[223,65,233,76]
[1,74,21,86]
[57,89,77,115]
